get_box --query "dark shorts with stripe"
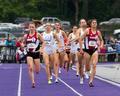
[27,51,40,59]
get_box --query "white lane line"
[95,76,120,87]
[52,73,83,96]
[72,67,120,87]
[41,64,83,96]
[17,64,22,96]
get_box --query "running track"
[0,63,120,96]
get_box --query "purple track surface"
[0,63,120,96]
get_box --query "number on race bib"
[27,43,36,48]
[45,41,51,45]
[89,41,96,46]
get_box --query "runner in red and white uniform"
[24,22,44,88]
[79,19,104,87]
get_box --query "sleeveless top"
[26,32,40,52]
[56,30,65,47]
[42,31,54,47]
[70,33,77,47]
[84,28,98,50]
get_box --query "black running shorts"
[27,52,40,59]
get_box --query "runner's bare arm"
[38,33,45,50]
[68,33,72,42]
[76,29,80,40]
[75,28,81,43]
[62,31,69,45]
[62,31,68,40]
[38,33,44,43]
[79,29,88,50]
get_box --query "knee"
[93,59,98,65]
[54,63,58,67]
[28,66,33,72]
[86,64,90,70]
[93,65,96,70]
[64,59,69,62]
[45,63,50,68]
[56,63,59,67]
[79,64,83,68]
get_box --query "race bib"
[27,43,36,49]
[45,41,51,45]
[89,41,96,46]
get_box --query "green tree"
[0,0,119,24]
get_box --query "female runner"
[24,22,44,88]
[79,19,104,87]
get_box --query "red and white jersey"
[84,28,98,50]
[25,32,40,52]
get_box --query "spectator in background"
[16,37,23,47]
[5,34,15,46]
[0,38,6,46]
[107,36,116,62]
[107,36,116,50]
[0,38,6,63]
[16,37,26,63]
[3,34,16,62]
[107,36,115,44]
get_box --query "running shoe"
[32,83,35,88]
[76,72,79,77]
[89,82,94,87]
[48,80,52,85]
[55,79,59,83]
[36,72,39,74]
[80,78,84,84]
